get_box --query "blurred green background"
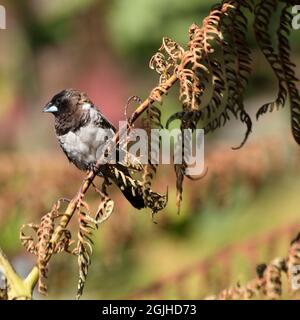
[0,0,300,299]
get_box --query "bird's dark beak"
[43,103,58,113]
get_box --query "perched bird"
[43,89,150,209]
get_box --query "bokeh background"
[1,0,300,299]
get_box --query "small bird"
[43,89,149,209]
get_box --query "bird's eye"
[55,98,65,108]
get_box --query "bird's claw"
[88,162,101,174]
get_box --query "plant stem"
[0,246,35,299]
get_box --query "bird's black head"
[43,89,92,117]
[44,89,94,135]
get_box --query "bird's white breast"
[58,108,114,169]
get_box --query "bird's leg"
[87,161,103,176]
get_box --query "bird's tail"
[107,167,167,212]
[118,181,145,209]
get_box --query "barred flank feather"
[107,166,167,214]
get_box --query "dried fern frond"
[202,3,239,134]
[20,199,74,295]
[20,223,39,256]
[20,202,58,294]
[174,163,185,212]
[207,233,300,300]
[179,24,209,111]
[202,0,253,148]
[263,258,285,299]
[191,5,226,115]
[149,52,172,85]
[147,0,300,205]
[174,123,195,212]
[142,104,163,208]
[36,211,57,295]
[124,95,142,123]
[254,0,287,119]
[110,165,167,215]
[74,206,94,300]
[278,4,300,145]
[286,233,300,292]
[92,182,115,224]
[150,0,300,150]
[74,185,115,299]
[228,1,253,149]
